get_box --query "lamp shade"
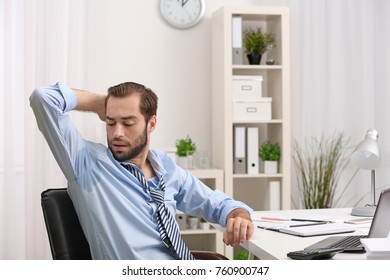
[351,129,380,170]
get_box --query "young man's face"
[105,94,156,162]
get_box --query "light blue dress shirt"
[30,83,252,260]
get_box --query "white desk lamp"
[350,129,381,217]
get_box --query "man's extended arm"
[223,208,254,247]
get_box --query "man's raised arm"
[72,88,106,121]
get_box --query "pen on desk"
[257,221,327,230]
[259,217,290,221]
[289,221,328,227]
[291,218,333,223]
[259,217,333,223]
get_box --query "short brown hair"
[106,82,158,122]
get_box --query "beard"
[108,125,148,162]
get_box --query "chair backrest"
[41,188,228,260]
[41,188,92,260]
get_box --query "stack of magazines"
[361,238,390,260]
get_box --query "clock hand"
[181,0,189,7]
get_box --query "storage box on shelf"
[233,75,272,122]
[233,98,272,122]
[232,75,263,101]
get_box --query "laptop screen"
[368,187,390,238]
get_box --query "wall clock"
[160,0,206,29]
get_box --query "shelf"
[233,119,283,124]
[233,65,283,70]
[189,168,223,179]
[233,173,283,179]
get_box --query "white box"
[233,98,272,121]
[232,76,263,101]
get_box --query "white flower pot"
[177,156,188,169]
[200,222,211,230]
[264,161,278,174]
[176,155,194,169]
[188,217,199,230]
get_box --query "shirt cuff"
[57,82,77,112]
[220,203,253,227]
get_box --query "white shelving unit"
[180,169,226,256]
[211,6,291,258]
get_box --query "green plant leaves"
[243,27,275,55]
[293,132,351,209]
[175,135,197,157]
[259,141,280,161]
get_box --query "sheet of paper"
[252,211,372,231]
[277,223,356,237]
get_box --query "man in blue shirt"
[30,82,253,259]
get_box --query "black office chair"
[41,188,228,260]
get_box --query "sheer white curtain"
[289,0,390,207]
[0,0,105,259]
[0,0,389,260]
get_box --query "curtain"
[0,0,106,259]
[289,0,390,207]
[1,0,389,259]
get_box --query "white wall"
[69,0,288,155]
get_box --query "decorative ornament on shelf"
[243,27,275,65]
[266,44,276,65]
[259,140,280,174]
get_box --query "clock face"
[160,0,206,29]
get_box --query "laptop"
[305,187,390,253]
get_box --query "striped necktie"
[122,163,195,260]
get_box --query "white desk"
[242,208,370,260]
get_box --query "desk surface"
[243,208,370,260]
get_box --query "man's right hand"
[72,88,106,121]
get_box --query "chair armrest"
[192,251,229,260]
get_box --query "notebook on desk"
[278,223,355,237]
[305,187,390,253]
[257,221,355,237]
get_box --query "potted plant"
[175,135,196,169]
[293,132,350,209]
[259,141,281,174]
[243,27,275,65]
[200,217,210,230]
[187,215,199,230]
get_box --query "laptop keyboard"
[329,235,367,249]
